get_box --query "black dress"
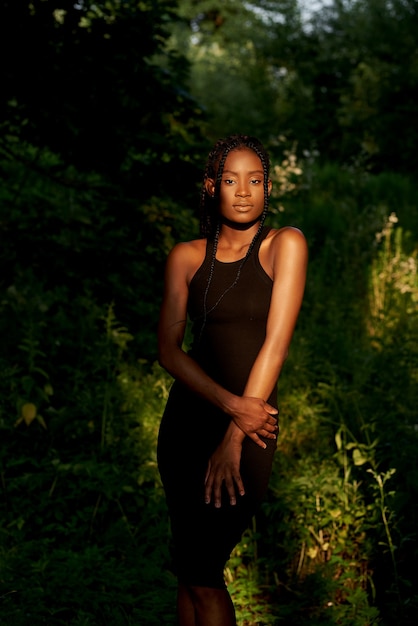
[157,225,278,589]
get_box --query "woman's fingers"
[262,429,277,439]
[223,475,236,506]
[265,403,279,415]
[262,404,279,434]
[248,423,279,447]
[233,398,279,439]
[204,461,213,504]
[247,432,268,449]
[264,420,278,433]
[204,464,246,507]
[234,472,245,498]
[204,460,222,505]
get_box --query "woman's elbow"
[158,340,180,375]
[158,344,170,372]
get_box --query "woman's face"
[207,148,271,226]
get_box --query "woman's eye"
[224,179,235,185]
[251,178,262,184]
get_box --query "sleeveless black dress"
[157,225,278,589]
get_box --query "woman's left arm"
[205,227,308,506]
[244,226,308,400]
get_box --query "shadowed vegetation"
[0,1,417,624]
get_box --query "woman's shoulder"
[266,225,307,252]
[267,225,305,241]
[168,237,206,261]
[166,237,207,284]
[260,226,307,278]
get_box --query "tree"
[278,0,418,172]
[336,0,418,173]
[167,0,304,144]
[0,0,207,360]
[168,0,418,174]
[0,0,204,185]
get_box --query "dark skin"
[158,148,308,625]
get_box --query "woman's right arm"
[157,242,277,447]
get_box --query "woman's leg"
[188,585,236,626]
[177,583,196,626]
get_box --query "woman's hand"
[204,428,244,508]
[229,396,278,449]
[205,398,278,508]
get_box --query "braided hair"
[196,134,271,341]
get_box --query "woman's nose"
[236,184,250,197]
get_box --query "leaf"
[307,546,318,559]
[335,430,342,450]
[44,383,54,396]
[21,402,37,425]
[345,442,357,450]
[353,448,368,466]
[36,414,48,430]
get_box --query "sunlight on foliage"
[369,212,418,339]
[270,138,303,214]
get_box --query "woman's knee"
[189,585,225,606]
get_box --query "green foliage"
[0,2,417,624]
[170,0,418,175]
[168,0,305,144]
[0,0,206,362]
[0,0,204,183]
[0,305,176,624]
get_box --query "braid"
[196,223,220,345]
[195,134,271,344]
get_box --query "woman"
[157,134,308,625]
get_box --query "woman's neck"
[216,220,263,261]
[220,215,261,231]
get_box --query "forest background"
[0,1,417,625]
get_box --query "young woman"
[157,134,308,625]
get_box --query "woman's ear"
[267,179,272,196]
[205,178,215,197]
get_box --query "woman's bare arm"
[244,226,308,399]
